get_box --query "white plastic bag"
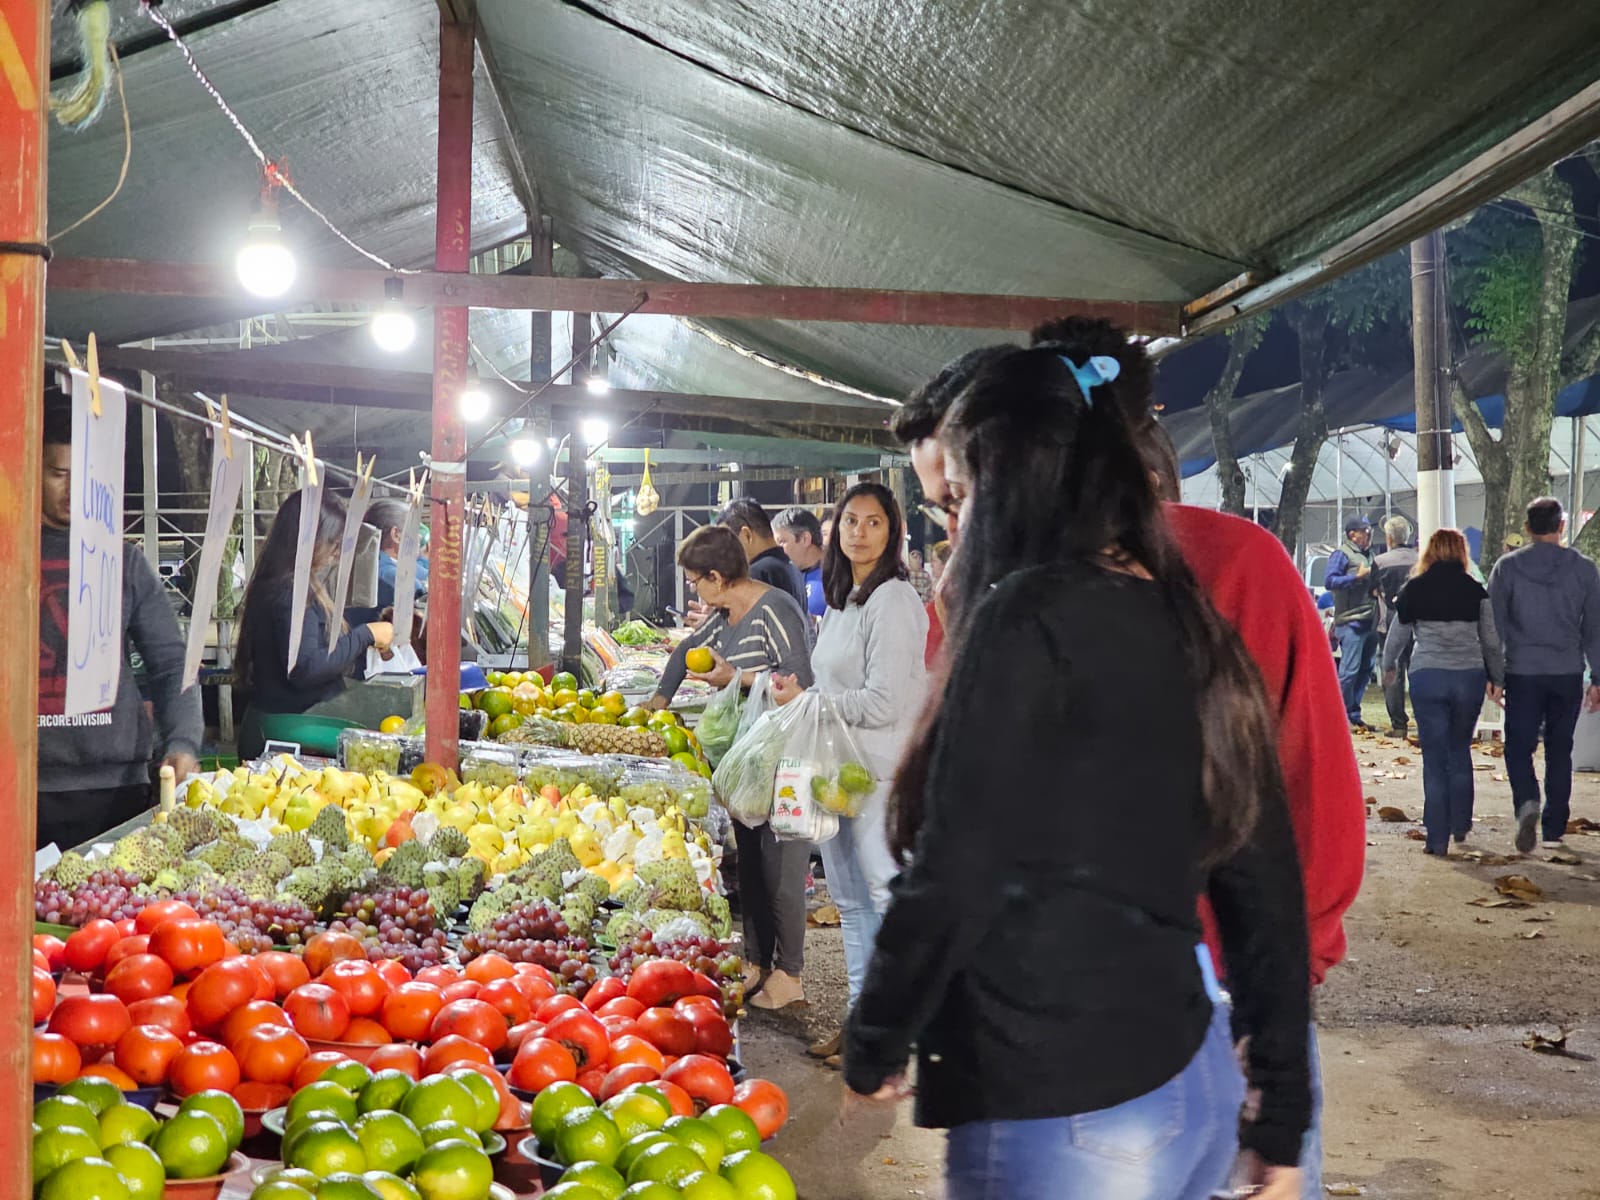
[736,671,775,743]
[777,691,878,819]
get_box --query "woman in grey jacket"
[772,482,928,1051]
[1383,529,1505,855]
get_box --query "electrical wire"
[139,2,417,274]
[51,44,130,243]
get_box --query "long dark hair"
[234,488,349,687]
[889,342,1282,866]
[822,482,907,610]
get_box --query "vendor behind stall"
[366,497,429,609]
[37,394,203,850]
[234,489,393,757]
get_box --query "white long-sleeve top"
[811,579,929,777]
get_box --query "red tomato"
[114,919,137,939]
[134,898,200,936]
[233,1023,309,1085]
[33,949,50,973]
[219,999,290,1049]
[428,999,506,1053]
[508,1036,578,1092]
[232,1081,293,1111]
[126,994,191,1039]
[303,931,367,978]
[103,934,151,972]
[414,965,459,988]
[599,1015,639,1042]
[104,953,175,1006]
[674,1001,734,1059]
[597,997,645,1020]
[576,1068,607,1098]
[512,962,555,984]
[169,1039,241,1097]
[582,977,627,1012]
[508,971,557,1008]
[504,1020,547,1060]
[423,1034,495,1077]
[733,1078,789,1140]
[48,993,131,1048]
[535,994,583,1023]
[545,1008,610,1071]
[599,1062,661,1101]
[373,959,411,990]
[653,1079,696,1119]
[33,934,66,971]
[477,978,532,1027]
[114,1024,185,1086]
[283,983,351,1041]
[321,959,391,1017]
[366,1043,424,1080]
[63,918,120,974]
[32,967,55,1025]
[292,1049,354,1091]
[635,1008,695,1058]
[439,979,483,1005]
[625,959,696,1008]
[342,1017,391,1045]
[661,1054,736,1112]
[465,954,516,984]
[380,982,444,1042]
[187,957,262,1029]
[80,1062,140,1089]
[253,951,311,1000]
[148,919,226,977]
[608,1034,666,1074]
[32,1032,80,1084]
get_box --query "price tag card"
[183,442,249,689]
[329,460,373,652]
[392,489,424,651]
[287,472,325,672]
[66,370,128,716]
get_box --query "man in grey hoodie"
[1488,497,1600,853]
[37,394,203,850]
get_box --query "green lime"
[151,1109,232,1179]
[662,1116,724,1170]
[543,1185,605,1200]
[554,1108,623,1169]
[33,1125,104,1187]
[669,751,701,775]
[98,1101,159,1148]
[410,1139,494,1200]
[660,726,690,755]
[701,1105,761,1155]
[618,1183,678,1199]
[551,672,579,693]
[613,1132,673,1176]
[358,1069,415,1115]
[180,1089,246,1152]
[37,1157,130,1200]
[837,762,875,794]
[361,1171,422,1200]
[58,1076,125,1117]
[258,1167,321,1190]
[33,1094,100,1137]
[313,1172,383,1200]
[354,1110,425,1175]
[287,1121,368,1179]
[625,1140,704,1187]
[419,1120,481,1148]
[559,1160,627,1199]
[446,1068,501,1135]
[489,712,523,738]
[400,1077,477,1131]
[532,1081,596,1145]
[290,1082,360,1128]
[104,1142,165,1200]
[321,1061,375,1094]
[719,1150,796,1200]
[251,1183,316,1200]
[679,1173,739,1200]
[478,690,513,720]
[602,1092,667,1142]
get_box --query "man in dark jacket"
[1326,516,1380,729]
[1488,497,1600,853]
[37,394,203,850]
[1374,516,1420,735]
[716,498,807,613]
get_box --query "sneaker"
[1515,803,1540,854]
[742,963,767,994]
[807,1030,842,1059]
[1543,840,1569,850]
[749,970,805,1010]
[1387,726,1410,738]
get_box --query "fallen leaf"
[1524,915,1553,922]
[1572,873,1600,882]
[1395,756,1412,765]
[1520,928,1545,939]
[1377,806,1410,823]
[1474,764,1493,772]
[1325,1186,1368,1197]
[1474,917,1493,924]
[1361,760,1379,769]
[1567,818,1600,835]
[1495,874,1545,902]
[1493,773,1508,782]
[1548,848,1583,865]
[1460,849,1517,866]
[1405,829,1427,841]
[807,904,841,927]
[1521,1027,1586,1058]
[1468,896,1530,909]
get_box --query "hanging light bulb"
[459,365,491,422]
[581,417,609,448]
[511,437,541,468]
[235,191,297,298]
[585,376,611,395]
[370,277,416,353]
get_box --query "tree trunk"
[1452,378,1509,571]
[1275,307,1331,557]
[1203,329,1258,517]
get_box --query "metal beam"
[50,257,1182,335]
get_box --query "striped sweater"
[655,587,814,702]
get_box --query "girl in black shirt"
[844,342,1310,1199]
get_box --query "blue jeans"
[1334,622,1378,724]
[1298,1025,1324,1200]
[818,783,897,1003]
[946,1002,1243,1200]
[1410,668,1487,851]
[1504,673,1585,841]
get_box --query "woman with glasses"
[652,524,815,1009]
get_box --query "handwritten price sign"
[66,370,127,716]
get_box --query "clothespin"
[85,332,102,417]
[218,395,234,460]
[364,455,376,486]
[59,339,81,371]
[291,432,319,487]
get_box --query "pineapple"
[568,724,668,757]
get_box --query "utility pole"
[1411,229,1455,544]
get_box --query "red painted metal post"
[0,0,47,1189]
[424,15,474,769]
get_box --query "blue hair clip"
[1060,354,1121,406]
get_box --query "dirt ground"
[735,696,1600,1199]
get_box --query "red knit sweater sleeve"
[1168,505,1366,988]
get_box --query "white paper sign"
[329,470,374,653]
[66,371,127,716]
[392,494,424,651]
[286,471,325,673]
[183,443,249,689]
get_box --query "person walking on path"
[1488,497,1600,853]
[1384,529,1504,855]
[1326,516,1381,729]
[846,343,1310,1200]
[1374,517,1420,736]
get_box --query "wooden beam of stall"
[0,2,46,1191]
[424,13,474,769]
[49,256,1183,335]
